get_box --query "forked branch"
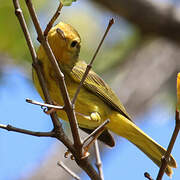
[7,1,114,179]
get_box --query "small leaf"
[61,0,76,6]
[177,73,180,111]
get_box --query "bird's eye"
[70,40,78,48]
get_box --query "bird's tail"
[107,111,177,177]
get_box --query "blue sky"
[0,67,179,180]
[0,68,55,180]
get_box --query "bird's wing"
[70,61,132,121]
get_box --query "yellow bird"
[33,22,177,176]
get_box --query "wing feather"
[70,61,131,121]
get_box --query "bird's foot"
[90,112,101,122]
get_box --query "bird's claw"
[90,112,101,122]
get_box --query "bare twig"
[25,0,82,149]
[156,74,180,179]
[57,161,81,180]
[156,110,180,180]
[44,2,63,37]
[26,98,64,110]
[0,124,54,137]
[83,119,110,146]
[94,140,104,180]
[71,18,114,105]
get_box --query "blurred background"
[0,0,180,179]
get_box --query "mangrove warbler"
[33,22,177,176]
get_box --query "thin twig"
[94,140,104,180]
[25,0,82,149]
[44,2,63,37]
[57,161,81,180]
[83,119,110,146]
[156,110,180,180]
[26,98,64,110]
[157,74,180,179]
[0,124,54,137]
[144,172,153,180]
[71,18,115,105]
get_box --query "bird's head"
[38,22,81,69]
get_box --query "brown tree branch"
[92,0,180,44]
[44,2,63,37]
[0,124,55,137]
[72,18,114,105]
[157,110,180,179]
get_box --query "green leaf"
[61,0,76,6]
